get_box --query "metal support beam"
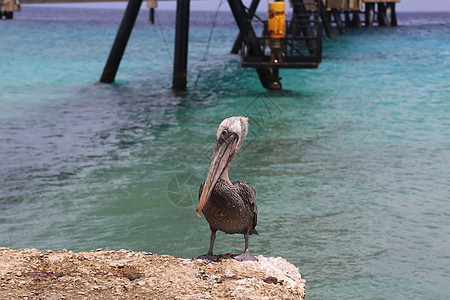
[149,8,155,24]
[385,2,397,27]
[228,0,281,90]
[230,0,260,54]
[172,0,191,90]
[345,11,351,27]
[365,3,375,27]
[292,0,318,54]
[352,11,362,29]
[331,9,346,34]
[100,0,143,84]
[318,0,336,39]
[377,2,386,26]
[391,2,398,26]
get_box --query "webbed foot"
[233,252,258,261]
[196,253,220,261]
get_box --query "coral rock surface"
[0,247,305,299]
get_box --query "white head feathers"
[216,116,248,152]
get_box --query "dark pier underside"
[94,0,398,90]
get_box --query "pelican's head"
[196,116,248,216]
[215,116,248,157]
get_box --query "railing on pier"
[241,0,322,69]
[241,19,322,69]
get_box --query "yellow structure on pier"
[268,1,287,38]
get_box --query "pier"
[99,0,401,90]
[15,0,402,90]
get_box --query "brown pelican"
[196,116,258,261]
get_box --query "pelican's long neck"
[220,164,231,182]
[213,116,248,182]
[219,138,243,183]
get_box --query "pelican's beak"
[196,133,238,216]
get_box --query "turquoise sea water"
[1,6,449,299]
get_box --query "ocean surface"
[1,5,449,299]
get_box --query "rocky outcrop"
[0,247,305,299]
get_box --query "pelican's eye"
[219,129,229,142]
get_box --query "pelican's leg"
[207,229,216,255]
[233,231,257,261]
[197,229,220,261]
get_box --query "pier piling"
[331,9,346,34]
[172,0,191,90]
[318,0,336,39]
[377,2,386,26]
[365,2,375,27]
[100,0,143,84]
[230,0,260,54]
[149,8,155,24]
[352,11,362,29]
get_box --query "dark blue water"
[1,6,449,299]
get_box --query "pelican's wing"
[235,181,257,232]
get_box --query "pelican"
[196,116,258,261]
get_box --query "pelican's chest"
[202,180,252,234]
